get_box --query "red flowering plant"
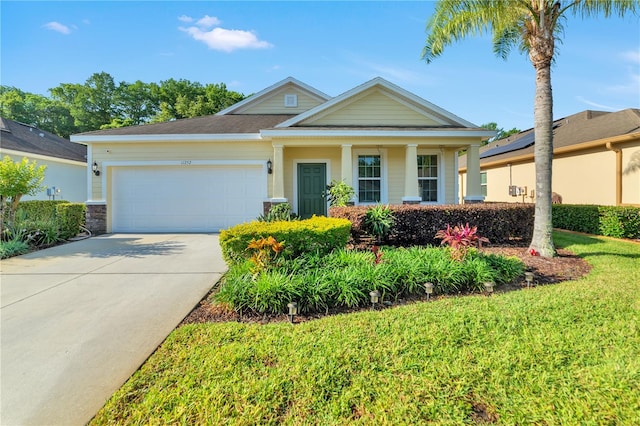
[435,223,489,261]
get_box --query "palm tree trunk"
[530,63,556,258]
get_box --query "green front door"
[298,163,327,219]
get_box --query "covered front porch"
[263,136,485,218]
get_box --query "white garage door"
[112,165,264,232]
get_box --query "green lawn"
[91,231,640,425]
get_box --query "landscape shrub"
[214,246,524,315]
[553,204,640,239]
[0,239,30,259]
[331,203,534,246]
[363,204,394,242]
[55,203,86,239]
[257,203,298,222]
[15,200,67,222]
[219,216,351,264]
[551,205,600,234]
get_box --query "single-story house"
[0,117,87,202]
[71,77,493,234]
[458,109,640,206]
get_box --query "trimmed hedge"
[56,203,87,239]
[14,200,86,240]
[15,200,68,221]
[219,216,352,264]
[330,203,534,247]
[553,204,640,239]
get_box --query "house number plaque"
[180,160,192,165]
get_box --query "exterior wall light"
[370,290,380,310]
[525,272,534,288]
[92,162,101,176]
[267,159,273,174]
[483,281,495,296]
[287,302,298,323]
[424,282,434,301]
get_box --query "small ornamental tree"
[0,156,47,223]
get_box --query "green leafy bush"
[214,246,524,315]
[257,202,298,222]
[220,216,351,264]
[553,204,640,239]
[364,204,394,242]
[0,239,30,259]
[326,180,355,207]
[55,203,86,239]
[15,200,67,222]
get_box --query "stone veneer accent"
[86,203,107,235]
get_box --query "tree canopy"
[0,156,47,222]
[0,72,247,138]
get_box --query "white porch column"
[464,143,484,203]
[402,143,421,203]
[341,144,353,186]
[272,144,286,201]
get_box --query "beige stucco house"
[458,109,640,206]
[0,117,87,202]
[71,77,493,233]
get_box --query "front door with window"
[298,163,327,218]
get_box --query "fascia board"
[216,77,331,116]
[261,129,496,138]
[70,133,263,143]
[0,148,87,166]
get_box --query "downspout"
[606,142,622,206]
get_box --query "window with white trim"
[417,154,438,202]
[480,171,488,196]
[358,154,381,203]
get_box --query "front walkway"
[1,234,226,425]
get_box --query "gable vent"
[284,94,298,108]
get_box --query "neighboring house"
[0,117,87,202]
[458,109,640,206]
[71,77,493,234]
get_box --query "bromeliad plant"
[247,236,285,279]
[435,223,489,261]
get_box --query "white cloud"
[43,21,71,35]
[620,50,640,64]
[178,15,193,23]
[576,96,617,111]
[179,25,273,53]
[196,15,221,28]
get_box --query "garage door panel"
[112,166,263,232]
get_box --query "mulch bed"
[181,246,592,326]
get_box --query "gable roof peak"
[216,77,331,116]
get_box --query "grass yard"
[91,231,640,425]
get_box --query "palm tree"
[422,0,638,258]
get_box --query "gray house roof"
[75,114,298,136]
[0,117,87,162]
[459,109,640,168]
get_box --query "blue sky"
[1,1,639,131]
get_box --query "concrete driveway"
[1,234,227,426]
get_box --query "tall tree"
[480,122,521,145]
[422,0,638,258]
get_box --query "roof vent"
[284,94,297,108]
[39,133,44,137]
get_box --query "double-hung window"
[480,172,488,196]
[357,154,381,203]
[417,154,438,202]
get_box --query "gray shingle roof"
[0,117,87,162]
[75,114,297,136]
[459,109,640,168]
